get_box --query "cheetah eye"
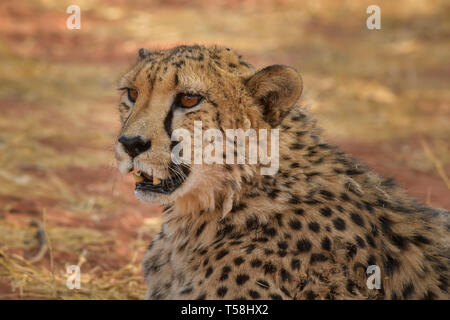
[126,88,138,103]
[177,93,203,108]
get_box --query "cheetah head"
[115,45,302,212]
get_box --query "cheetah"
[114,45,449,300]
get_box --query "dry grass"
[420,139,450,189]
[0,250,145,299]
[0,212,154,299]
[0,221,112,253]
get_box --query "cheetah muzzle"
[134,163,191,195]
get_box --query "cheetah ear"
[246,65,302,127]
[138,48,153,60]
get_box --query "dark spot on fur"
[402,282,415,299]
[205,267,213,278]
[250,259,262,268]
[381,177,397,188]
[289,194,301,204]
[308,222,320,233]
[390,233,409,250]
[346,243,358,259]
[305,290,318,300]
[422,290,437,300]
[245,216,259,230]
[332,218,346,231]
[217,286,228,298]
[319,190,335,199]
[219,266,231,281]
[231,202,247,213]
[236,274,250,285]
[296,239,312,252]
[340,193,351,201]
[277,241,288,251]
[367,255,376,266]
[310,253,328,264]
[320,207,333,217]
[268,188,280,199]
[180,285,193,295]
[280,286,292,298]
[413,234,432,245]
[274,213,283,226]
[346,279,357,295]
[346,168,365,175]
[290,143,305,150]
[263,262,277,274]
[363,201,374,213]
[234,257,245,266]
[291,258,301,271]
[365,234,376,248]
[288,218,302,230]
[248,290,260,299]
[350,212,365,227]
[290,162,300,169]
[355,236,366,248]
[195,221,207,237]
[321,237,331,251]
[262,225,277,237]
[245,244,256,254]
[379,215,393,232]
[270,293,283,300]
[281,268,293,282]
[383,254,400,277]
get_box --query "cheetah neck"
[161,107,362,245]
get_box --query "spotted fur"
[115,45,449,300]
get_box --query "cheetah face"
[114,45,302,206]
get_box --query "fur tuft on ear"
[138,48,153,60]
[245,65,303,127]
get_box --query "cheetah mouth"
[132,163,190,194]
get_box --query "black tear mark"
[164,106,174,138]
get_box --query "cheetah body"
[115,45,449,300]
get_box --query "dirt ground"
[0,0,449,299]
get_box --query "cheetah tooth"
[153,177,161,185]
[133,173,144,183]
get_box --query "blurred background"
[0,0,448,299]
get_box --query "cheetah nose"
[118,136,151,158]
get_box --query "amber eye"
[127,88,138,103]
[179,93,202,108]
